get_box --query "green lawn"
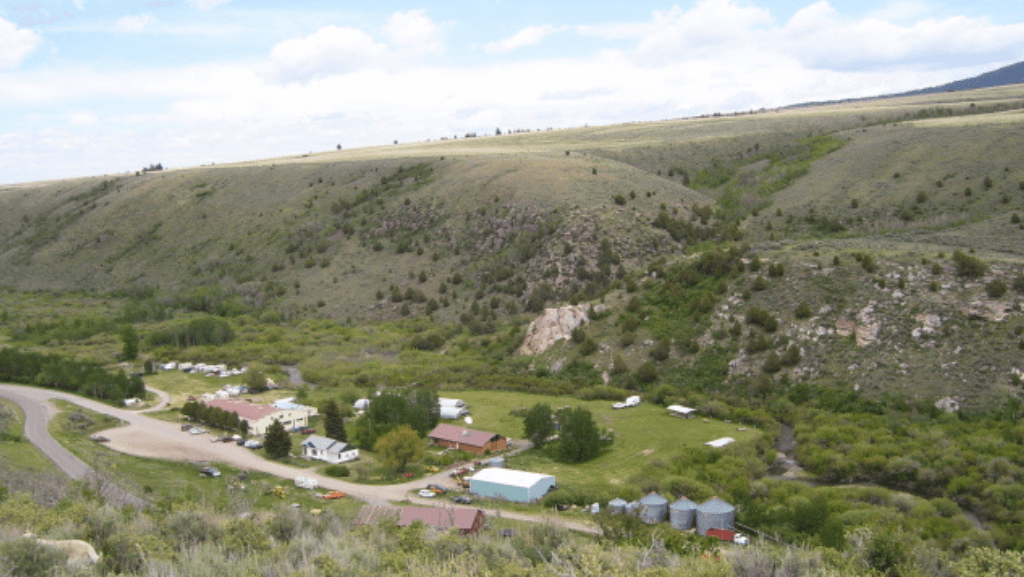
[438,390,760,487]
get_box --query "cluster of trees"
[180,401,248,435]
[144,315,235,348]
[0,347,144,402]
[794,405,1024,548]
[523,403,612,463]
[348,389,438,449]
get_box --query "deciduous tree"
[374,425,422,473]
[555,407,611,463]
[523,403,554,448]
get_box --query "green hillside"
[2,84,1024,569]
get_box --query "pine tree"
[264,419,291,459]
[323,399,347,443]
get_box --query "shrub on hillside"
[746,307,778,333]
[986,279,1008,298]
[952,250,987,279]
[794,302,812,319]
[634,361,658,384]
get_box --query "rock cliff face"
[517,306,590,355]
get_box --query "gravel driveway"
[0,384,600,534]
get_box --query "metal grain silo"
[608,498,628,515]
[669,497,697,530]
[639,492,669,524]
[625,501,640,517]
[696,497,735,536]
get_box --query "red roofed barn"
[427,423,507,455]
[398,507,485,535]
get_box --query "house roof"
[428,423,501,448]
[398,507,481,531]
[469,468,554,488]
[204,399,286,421]
[301,435,351,452]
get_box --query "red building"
[398,507,485,535]
[427,423,507,455]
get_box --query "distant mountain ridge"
[901,60,1024,95]
[790,60,1024,108]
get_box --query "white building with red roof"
[204,398,309,435]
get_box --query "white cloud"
[115,14,154,33]
[486,25,566,54]
[186,0,230,9]
[0,17,41,70]
[264,25,389,83]
[778,1,1024,69]
[4,1,1024,184]
[66,111,99,125]
[72,0,85,10]
[632,0,774,66]
[382,10,442,56]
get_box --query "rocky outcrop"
[960,300,1012,322]
[518,305,590,355]
[912,314,942,339]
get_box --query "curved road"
[0,384,599,534]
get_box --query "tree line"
[0,347,144,402]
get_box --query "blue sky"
[1,0,1023,183]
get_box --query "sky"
[1,0,1023,184]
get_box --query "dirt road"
[0,384,600,534]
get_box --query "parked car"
[426,484,447,495]
[199,467,220,478]
[418,489,438,498]
[91,435,110,443]
[236,437,248,446]
[450,495,472,504]
[612,402,627,409]
[244,440,263,449]
[734,534,749,546]
[299,427,316,435]
[189,427,206,435]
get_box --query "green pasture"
[438,390,761,487]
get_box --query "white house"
[272,398,319,417]
[300,435,360,464]
[354,399,371,411]
[204,399,309,435]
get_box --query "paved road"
[0,384,600,534]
